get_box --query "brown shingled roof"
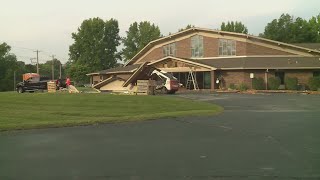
[190,56,320,69]
[87,64,140,76]
[292,43,320,51]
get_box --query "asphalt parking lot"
[1,93,320,179]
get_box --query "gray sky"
[1,0,319,64]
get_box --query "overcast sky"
[1,0,319,64]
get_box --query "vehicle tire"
[17,87,24,93]
[161,87,168,94]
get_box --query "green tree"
[178,24,195,32]
[122,21,161,62]
[69,17,121,73]
[66,63,90,85]
[39,59,64,79]
[309,14,320,42]
[220,21,248,34]
[260,13,319,43]
[0,43,18,91]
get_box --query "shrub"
[285,77,298,90]
[252,77,265,90]
[237,83,248,91]
[268,77,281,90]
[308,77,320,91]
[229,83,237,90]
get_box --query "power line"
[8,44,68,63]
[34,50,41,74]
[10,46,36,51]
[51,55,55,80]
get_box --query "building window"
[219,39,236,56]
[163,43,176,57]
[313,71,320,77]
[191,35,204,58]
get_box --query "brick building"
[88,28,320,91]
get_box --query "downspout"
[265,69,269,90]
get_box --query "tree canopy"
[178,24,195,32]
[0,43,24,91]
[68,17,121,83]
[69,18,120,71]
[220,21,248,34]
[260,13,320,43]
[122,21,161,62]
[38,59,64,79]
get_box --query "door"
[275,72,285,85]
[203,72,211,89]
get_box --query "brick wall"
[139,47,163,63]
[236,41,247,56]
[176,37,192,58]
[246,43,294,55]
[219,69,314,89]
[137,36,296,64]
[204,36,218,57]
[219,70,245,88]
[283,70,313,85]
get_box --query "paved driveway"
[1,93,320,179]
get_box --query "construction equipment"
[186,69,199,90]
[150,69,179,94]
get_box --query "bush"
[308,77,320,91]
[268,77,281,90]
[237,83,248,91]
[285,77,298,90]
[229,83,237,90]
[252,77,265,90]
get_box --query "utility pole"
[13,71,16,91]
[59,63,62,79]
[51,55,55,80]
[34,50,40,74]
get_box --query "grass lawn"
[0,92,222,131]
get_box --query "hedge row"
[227,76,320,91]
[309,77,320,91]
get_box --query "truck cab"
[16,73,66,93]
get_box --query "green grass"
[0,92,223,131]
[75,86,98,93]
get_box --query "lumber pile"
[47,81,56,93]
[68,85,80,93]
[136,80,155,95]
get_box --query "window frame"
[219,39,236,56]
[163,43,176,57]
[191,35,204,58]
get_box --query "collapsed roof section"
[93,76,125,89]
[86,64,141,76]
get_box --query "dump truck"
[16,73,66,93]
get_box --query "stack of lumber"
[47,81,56,93]
[68,85,80,93]
[136,80,155,95]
